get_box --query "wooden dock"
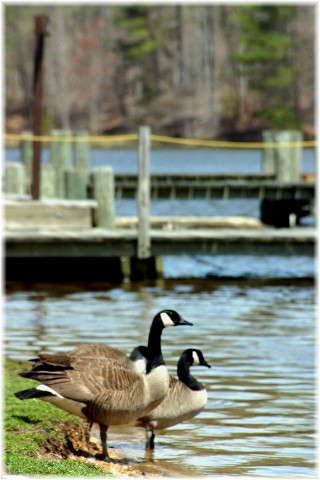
[4,123,315,281]
[6,226,315,258]
[114,173,314,200]
[5,224,315,282]
[4,197,315,281]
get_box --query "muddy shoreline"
[42,421,196,477]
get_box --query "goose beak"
[179,318,193,326]
[204,361,211,368]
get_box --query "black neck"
[146,317,165,373]
[177,359,204,391]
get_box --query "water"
[4,278,316,476]
[4,147,316,475]
[5,146,316,174]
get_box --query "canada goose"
[134,348,211,450]
[15,309,192,461]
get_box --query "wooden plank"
[149,228,315,257]
[115,216,264,229]
[115,173,276,182]
[5,227,315,258]
[113,177,314,200]
[5,200,97,231]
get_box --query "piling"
[262,130,275,175]
[74,130,89,171]
[129,125,159,280]
[20,131,33,191]
[274,130,302,182]
[5,163,25,195]
[137,125,151,259]
[92,167,115,228]
[50,130,72,198]
[65,168,88,200]
[67,130,89,199]
[262,130,302,182]
[41,165,55,198]
[31,15,49,200]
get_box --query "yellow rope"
[3,132,317,148]
[4,133,138,143]
[151,134,317,148]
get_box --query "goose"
[134,348,211,450]
[15,309,192,461]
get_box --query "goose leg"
[99,424,112,461]
[146,430,155,450]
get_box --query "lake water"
[4,147,317,476]
[4,278,316,476]
[5,146,316,175]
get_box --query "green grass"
[5,455,107,476]
[4,358,108,476]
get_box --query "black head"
[182,349,211,368]
[156,309,193,328]
[129,345,149,361]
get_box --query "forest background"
[4,3,315,141]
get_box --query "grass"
[4,357,109,476]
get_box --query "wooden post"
[263,130,303,182]
[74,130,89,171]
[31,14,49,200]
[67,130,89,199]
[288,130,303,182]
[20,131,33,191]
[5,163,25,195]
[262,130,275,175]
[129,126,160,281]
[137,125,151,259]
[92,167,115,228]
[65,168,88,199]
[274,130,302,182]
[41,165,55,198]
[50,130,72,198]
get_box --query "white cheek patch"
[160,312,175,327]
[192,351,201,365]
[37,384,64,398]
[134,358,147,374]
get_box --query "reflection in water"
[5,278,316,476]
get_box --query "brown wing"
[70,344,128,362]
[28,344,128,369]
[29,353,73,369]
[20,358,142,404]
[23,344,131,381]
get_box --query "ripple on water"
[4,280,316,476]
